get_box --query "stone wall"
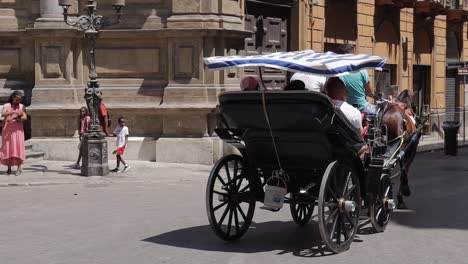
[0,0,248,164]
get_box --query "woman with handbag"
[1,91,27,176]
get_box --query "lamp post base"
[81,134,109,176]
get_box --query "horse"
[380,89,420,209]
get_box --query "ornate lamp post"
[58,0,125,176]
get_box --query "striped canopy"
[203,50,386,76]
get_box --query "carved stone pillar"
[34,0,70,28]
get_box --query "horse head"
[396,89,413,107]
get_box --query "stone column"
[34,0,69,28]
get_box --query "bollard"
[442,121,460,156]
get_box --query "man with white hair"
[290,72,326,92]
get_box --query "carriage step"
[300,183,317,194]
[260,206,280,212]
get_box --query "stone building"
[1,0,467,165]
[305,0,468,142]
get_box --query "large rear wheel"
[206,155,256,241]
[318,161,361,253]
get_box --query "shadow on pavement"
[391,149,468,230]
[22,164,82,176]
[143,220,365,257]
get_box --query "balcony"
[446,1,468,22]
[414,0,451,15]
[375,0,416,8]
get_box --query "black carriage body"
[216,91,367,195]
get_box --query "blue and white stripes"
[203,50,387,76]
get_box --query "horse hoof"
[401,185,411,197]
[397,201,408,210]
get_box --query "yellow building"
[244,0,468,139]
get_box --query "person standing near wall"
[1,91,27,176]
[73,106,91,169]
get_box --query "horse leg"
[397,190,407,209]
[400,143,418,197]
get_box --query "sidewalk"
[0,160,212,187]
[2,140,466,187]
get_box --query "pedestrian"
[111,116,130,172]
[72,106,91,169]
[1,91,27,176]
[99,102,112,136]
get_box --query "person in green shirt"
[336,44,377,114]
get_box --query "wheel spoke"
[236,176,244,192]
[341,218,349,241]
[226,205,233,236]
[343,210,355,227]
[213,201,228,212]
[233,206,240,234]
[239,184,250,193]
[329,213,339,239]
[236,204,247,222]
[336,215,342,244]
[299,206,304,219]
[384,186,391,197]
[217,204,230,227]
[344,184,357,199]
[324,202,338,208]
[213,190,228,196]
[376,208,383,220]
[326,208,339,224]
[341,172,351,197]
[327,184,339,201]
[216,173,227,186]
[225,163,232,183]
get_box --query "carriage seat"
[217,91,365,169]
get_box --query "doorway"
[413,65,431,133]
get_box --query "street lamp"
[58,0,125,176]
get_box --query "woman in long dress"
[1,91,27,176]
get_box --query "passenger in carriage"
[336,44,377,114]
[326,77,368,160]
[325,77,363,135]
[240,76,260,91]
[290,72,326,92]
[283,80,306,91]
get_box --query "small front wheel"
[370,174,394,232]
[206,155,256,241]
[290,194,314,225]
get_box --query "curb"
[0,181,110,187]
[417,141,468,153]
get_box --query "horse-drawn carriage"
[203,50,426,253]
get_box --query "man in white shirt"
[290,72,326,92]
[325,77,363,135]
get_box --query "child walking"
[111,116,130,172]
[73,107,90,169]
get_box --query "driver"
[336,44,377,114]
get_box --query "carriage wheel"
[206,155,256,241]
[318,161,361,253]
[290,194,314,225]
[370,174,394,232]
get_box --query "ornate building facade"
[0,0,467,164]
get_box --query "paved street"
[1,149,467,264]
